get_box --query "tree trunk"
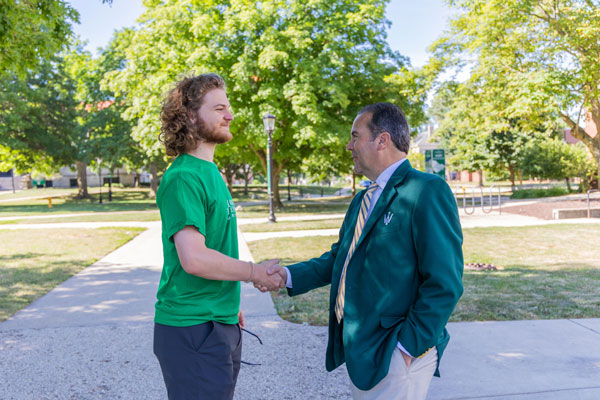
[224,164,234,195]
[287,169,291,201]
[149,162,158,198]
[565,177,571,192]
[273,166,284,208]
[560,110,600,189]
[133,170,140,187]
[76,161,90,198]
[596,155,600,190]
[242,164,251,196]
[518,170,523,186]
[352,171,356,196]
[108,167,113,202]
[508,165,516,191]
[478,170,484,187]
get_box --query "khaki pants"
[351,347,438,400]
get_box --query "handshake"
[248,259,287,292]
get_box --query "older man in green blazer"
[271,103,463,399]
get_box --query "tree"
[434,0,600,188]
[0,0,79,76]
[0,56,84,192]
[108,0,428,206]
[521,137,597,191]
[67,34,140,197]
[430,81,489,185]
[0,0,116,76]
[429,55,564,188]
[0,40,137,198]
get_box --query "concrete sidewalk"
[1,214,599,399]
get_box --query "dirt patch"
[503,198,600,220]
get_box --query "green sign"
[425,149,446,179]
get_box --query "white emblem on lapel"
[383,211,394,225]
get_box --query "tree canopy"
[109,0,428,204]
[0,0,79,76]
[432,0,600,186]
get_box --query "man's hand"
[251,259,285,292]
[238,310,245,329]
[254,263,287,292]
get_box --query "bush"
[510,186,568,199]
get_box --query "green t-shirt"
[154,154,239,326]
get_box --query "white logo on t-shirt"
[227,199,236,221]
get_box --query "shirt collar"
[374,158,407,190]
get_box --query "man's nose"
[346,141,352,151]
[225,110,234,121]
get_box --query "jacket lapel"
[353,160,412,252]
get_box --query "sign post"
[425,149,446,180]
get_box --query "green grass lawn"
[0,210,160,225]
[0,227,144,322]
[237,198,351,218]
[231,184,348,203]
[0,187,80,200]
[248,224,600,325]
[1,187,351,222]
[240,218,343,233]
[0,188,157,219]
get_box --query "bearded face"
[189,88,233,146]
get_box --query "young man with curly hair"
[153,73,284,400]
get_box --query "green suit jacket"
[287,160,464,391]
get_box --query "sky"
[68,0,454,68]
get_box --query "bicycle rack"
[455,185,503,214]
[480,186,492,213]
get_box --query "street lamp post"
[262,112,277,223]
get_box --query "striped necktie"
[335,182,378,323]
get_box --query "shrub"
[510,186,568,199]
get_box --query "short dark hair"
[358,102,410,153]
[159,73,226,156]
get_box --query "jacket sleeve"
[286,194,359,296]
[398,177,464,357]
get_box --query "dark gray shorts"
[153,321,242,400]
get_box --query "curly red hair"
[159,73,226,156]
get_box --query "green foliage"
[0,0,79,76]
[510,187,568,199]
[433,0,600,185]
[67,32,142,173]
[520,138,596,185]
[108,0,428,201]
[0,57,81,172]
[407,151,425,172]
[0,34,140,196]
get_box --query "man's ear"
[377,132,391,149]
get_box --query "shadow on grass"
[0,253,45,261]
[454,265,600,322]
[0,256,106,321]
